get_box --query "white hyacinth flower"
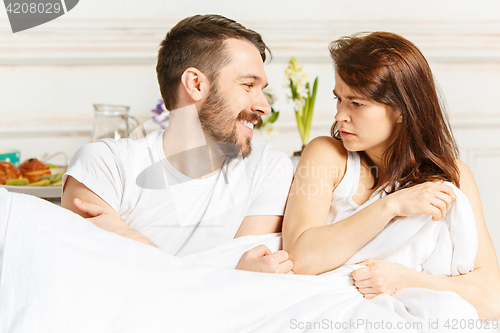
[284,56,319,148]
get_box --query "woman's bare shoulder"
[455,159,469,172]
[303,136,347,158]
[454,159,476,191]
[298,136,348,181]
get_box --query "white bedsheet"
[0,186,495,332]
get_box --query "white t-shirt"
[64,130,293,256]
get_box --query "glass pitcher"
[91,104,140,142]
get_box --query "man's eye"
[334,96,341,102]
[353,102,362,107]
[244,84,253,88]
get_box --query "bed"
[0,186,496,332]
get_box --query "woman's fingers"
[430,197,447,221]
[435,183,456,201]
[392,181,456,220]
[432,192,454,220]
[417,182,455,221]
[352,260,403,298]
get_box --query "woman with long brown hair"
[282,32,500,319]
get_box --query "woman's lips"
[339,130,355,138]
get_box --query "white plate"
[0,184,62,198]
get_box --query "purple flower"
[151,99,164,115]
[151,99,169,129]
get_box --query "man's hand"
[352,259,409,299]
[236,244,294,274]
[73,198,155,247]
[74,198,128,234]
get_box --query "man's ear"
[179,68,209,103]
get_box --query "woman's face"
[333,74,402,160]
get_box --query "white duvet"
[0,185,494,332]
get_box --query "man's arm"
[62,176,155,247]
[233,215,293,274]
[64,180,291,272]
[231,146,295,274]
[234,215,282,238]
[62,176,112,218]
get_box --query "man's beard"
[198,82,263,159]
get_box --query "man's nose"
[252,91,271,116]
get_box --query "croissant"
[19,158,51,183]
[0,161,22,185]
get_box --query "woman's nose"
[334,103,350,122]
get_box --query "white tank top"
[325,151,383,225]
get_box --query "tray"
[0,184,62,198]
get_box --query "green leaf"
[309,77,318,115]
[290,79,298,100]
[304,95,310,118]
[261,110,279,127]
[286,57,318,145]
[295,110,306,143]
[267,110,279,123]
[303,77,318,145]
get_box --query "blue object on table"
[0,150,20,167]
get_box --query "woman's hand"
[387,181,456,221]
[352,259,411,299]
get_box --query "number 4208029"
[5,2,62,14]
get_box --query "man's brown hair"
[156,14,269,111]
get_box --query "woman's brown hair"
[329,32,459,193]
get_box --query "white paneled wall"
[0,1,499,268]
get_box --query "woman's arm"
[352,160,500,319]
[283,136,388,275]
[283,137,454,275]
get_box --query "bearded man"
[61,14,294,273]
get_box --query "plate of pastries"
[0,158,66,198]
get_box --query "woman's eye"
[244,84,253,88]
[353,101,362,107]
[334,96,341,102]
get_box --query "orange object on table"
[19,158,51,183]
[0,161,22,184]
